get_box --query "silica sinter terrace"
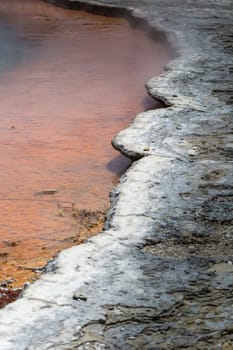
[0,0,170,291]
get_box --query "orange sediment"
[0,0,170,295]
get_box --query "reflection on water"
[0,24,28,72]
[0,0,170,287]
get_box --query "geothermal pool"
[0,0,170,295]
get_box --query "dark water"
[0,0,170,288]
[0,24,27,72]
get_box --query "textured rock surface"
[0,0,233,349]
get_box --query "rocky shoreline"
[0,0,232,349]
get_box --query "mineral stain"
[0,0,170,299]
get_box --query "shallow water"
[0,0,170,288]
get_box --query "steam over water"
[0,0,170,288]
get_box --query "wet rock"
[0,279,15,287]
[0,0,232,349]
[0,251,8,257]
[208,262,233,274]
[0,288,21,309]
[73,293,88,301]
[3,240,18,247]
[34,189,58,196]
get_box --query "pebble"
[73,293,87,301]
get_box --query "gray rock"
[0,0,233,349]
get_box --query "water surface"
[0,0,170,287]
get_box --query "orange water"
[0,0,170,287]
